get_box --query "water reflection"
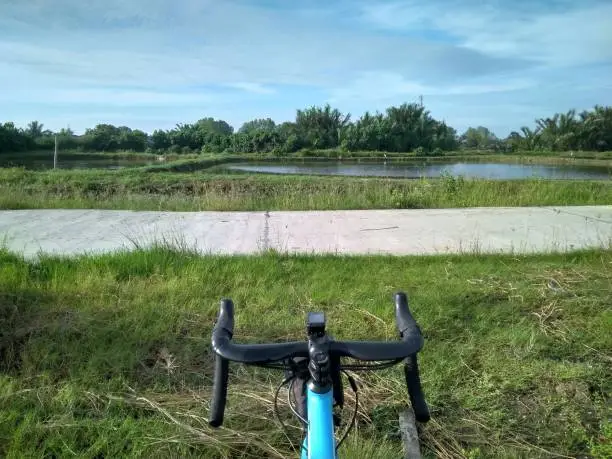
[226,161,611,180]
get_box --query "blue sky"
[2,0,611,136]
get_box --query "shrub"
[440,171,465,194]
[389,188,427,209]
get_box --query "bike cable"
[335,370,359,452]
[274,375,302,455]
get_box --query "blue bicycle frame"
[301,386,336,459]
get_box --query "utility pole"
[419,95,424,142]
[54,135,58,169]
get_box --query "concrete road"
[0,206,610,258]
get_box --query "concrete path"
[0,207,611,258]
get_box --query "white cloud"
[1,88,222,106]
[329,71,535,104]
[0,0,532,90]
[225,82,276,95]
[361,1,612,66]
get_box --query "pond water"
[225,161,611,180]
[0,154,157,170]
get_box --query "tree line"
[1,103,611,155]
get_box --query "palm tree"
[520,126,540,150]
[26,121,44,138]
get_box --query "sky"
[2,0,612,136]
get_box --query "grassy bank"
[0,248,610,458]
[0,150,199,162]
[187,153,612,168]
[270,149,612,164]
[1,168,610,211]
[134,151,612,169]
[3,150,611,166]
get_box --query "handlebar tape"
[216,299,235,337]
[394,292,419,338]
[209,354,229,427]
[209,299,234,427]
[395,292,430,423]
[404,354,430,423]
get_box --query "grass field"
[1,167,611,211]
[1,247,610,458]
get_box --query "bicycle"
[209,292,430,458]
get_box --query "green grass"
[0,150,199,162]
[0,247,610,458]
[1,167,610,211]
[279,149,612,163]
[142,151,612,168]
